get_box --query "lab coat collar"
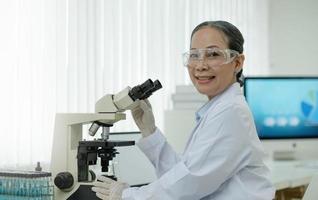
[195,82,242,123]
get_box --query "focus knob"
[54,172,74,190]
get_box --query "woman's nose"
[195,60,209,71]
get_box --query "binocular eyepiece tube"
[128,79,162,101]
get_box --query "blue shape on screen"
[301,101,313,117]
[308,91,318,123]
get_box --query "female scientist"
[92,21,275,200]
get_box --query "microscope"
[50,79,162,200]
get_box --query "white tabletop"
[268,160,318,190]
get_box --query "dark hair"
[191,21,245,86]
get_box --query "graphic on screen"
[244,78,318,139]
[301,90,318,125]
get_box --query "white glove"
[92,176,129,200]
[131,99,156,137]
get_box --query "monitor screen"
[244,77,318,139]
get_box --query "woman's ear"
[234,54,245,73]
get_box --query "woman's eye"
[206,51,220,58]
[189,53,199,58]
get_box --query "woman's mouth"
[195,76,216,84]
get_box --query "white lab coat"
[122,83,275,200]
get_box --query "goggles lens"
[183,48,239,68]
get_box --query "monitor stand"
[273,150,296,160]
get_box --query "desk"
[268,160,318,199]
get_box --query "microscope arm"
[95,87,136,113]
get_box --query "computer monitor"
[244,77,318,139]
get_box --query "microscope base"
[67,184,99,200]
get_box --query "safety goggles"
[182,48,239,69]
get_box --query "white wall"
[269,0,318,75]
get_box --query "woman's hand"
[131,99,156,137]
[92,176,129,200]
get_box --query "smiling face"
[188,27,244,100]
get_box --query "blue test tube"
[0,175,3,194]
[7,177,11,195]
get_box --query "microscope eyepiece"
[129,79,162,101]
[153,80,162,92]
